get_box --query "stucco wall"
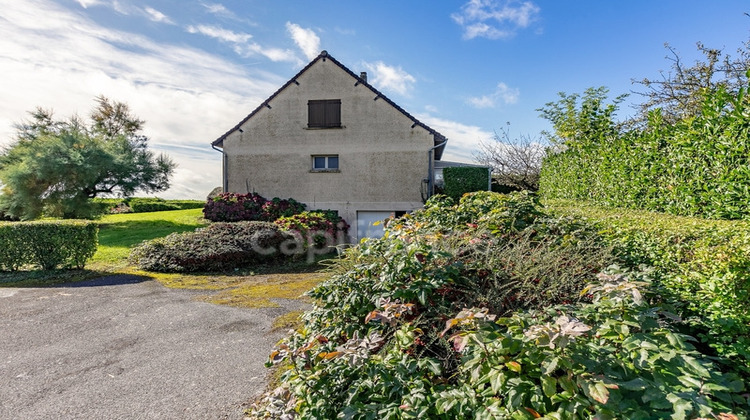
[221,56,436,240]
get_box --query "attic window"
[308,99,341,128]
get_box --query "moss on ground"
[199,273,327,308]
[272,310,305,332]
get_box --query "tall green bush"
[442,166,489,201]
[539,82,750,220]
[0,221,98,270]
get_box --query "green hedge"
[546,199,750,371]
[0,220,98,270]
[539,85,750,219]
[443,166,489,201]
[93,197,205,214]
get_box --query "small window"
[312,155,339,171]
[308,99,341,128]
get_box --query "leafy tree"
[474,127,545,191]
[0,96,175,220]
[537,86,627,148]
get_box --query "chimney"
[359,72,367,83]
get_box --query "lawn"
[0,208,329,314]
[91,207,207,267]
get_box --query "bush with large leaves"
[250,192,748,419]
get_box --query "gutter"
[211,144,228,192]
[426,140,448,200]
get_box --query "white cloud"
[74,1,174,25]
[468,82,520,108]
[186,24,252,44]
[202,2,230,16]
[186,24,298,63]
[416,113,493,163]
[362,61,416,96]
[286,22,321,61]
[144,7,174,25]
[0,0,287,199]
[76,0,102,8]
[452,0,540,40]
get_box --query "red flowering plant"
[260,197,306,221]
[202,192,267,222]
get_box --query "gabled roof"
[212,50,447,160]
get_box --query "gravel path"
[0,275,303,420]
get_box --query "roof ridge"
[212,50,447,159]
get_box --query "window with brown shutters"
[308,99,341,128]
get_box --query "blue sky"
[1,0,748,199]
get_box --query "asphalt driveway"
[0,276,301,420]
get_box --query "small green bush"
[129,200,180,213]
[0,220,98,270]
[274,211,348,252]
[129,221,287,272]
[93,197,205,214]
[443,166,489,201]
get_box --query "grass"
[91,208,208,266]
[1,208,329,315]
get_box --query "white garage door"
[357,211,393,241]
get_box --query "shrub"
[260,197,306,221]
[547,199,750,373]
[250,193,748,418]
[274,211,348,252]
[129,200,180,213]
[0,221,98,270]
[165,200,205,210]
[203,192,267,222]
[93,197,204,214]
[443,166,490,201]
[540,85,750,220]
[129,221,287,272]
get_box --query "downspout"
[426,140,448,199]
[211,144,228,192]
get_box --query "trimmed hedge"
[443,166,489,201]
[0,220,98,270]
[129,200,180,213]
[93,197,205,214]
[128,221,288,272]
[546,199,750,372]
[539,85,750,220]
